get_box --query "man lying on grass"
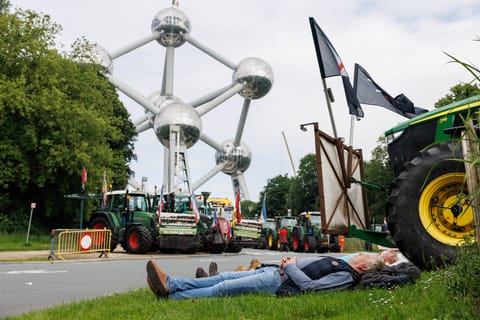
[146,253,385,299]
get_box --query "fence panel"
[49,228,111,260]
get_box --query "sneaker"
[146,260,169,297]
[196,267,209,278]
[209,262,218,276]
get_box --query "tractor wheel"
[267,230,276,250]
[387,142,474,269]
[124,225,152,254]
[226,243,242,253]
[329,235,341,253]
[291,228,303,252]
[204,243,226,254]
[89,216,117,252]
[304,235,316,253]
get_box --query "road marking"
[2,270,67,275]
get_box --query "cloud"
[10,0,480,202]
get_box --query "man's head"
[348,252,385,273]
[379,250,398,265]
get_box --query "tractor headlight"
[386,129,404,145]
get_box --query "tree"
[363,136,393,224]
[0,0,10,14]
[258,174,292,218]
[435,83,480,108]
[287,154,318,215]
[0,8,136,230]
[240,199,256,218]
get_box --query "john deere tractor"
[385,95,480,269]
[261,218,277,250]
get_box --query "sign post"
[26,202,36,245]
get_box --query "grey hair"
[366,255,385,271]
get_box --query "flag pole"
[321,78,338,138]
[349,115,355,146]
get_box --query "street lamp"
[299,122,326,230]
[299,122,319,132]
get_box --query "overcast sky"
[10,0,480,202]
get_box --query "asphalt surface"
[1,248,328,318]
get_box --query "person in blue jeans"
[146,253,385,300]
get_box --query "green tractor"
[291,212,338,253]
[88,190,157,254]
[274,216,298,250]
[261,218,277,250]
[385,95,480,269]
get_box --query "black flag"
[353,63,428,119]
[309,17,364,118]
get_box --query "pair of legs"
[195,258,262,278]
[147,261,282,300]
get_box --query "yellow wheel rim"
[419,173,474,245]
[267,234,273,248]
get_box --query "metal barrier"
[48,228,112,260]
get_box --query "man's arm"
[283,263,354,291]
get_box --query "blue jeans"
[167,266,282,299]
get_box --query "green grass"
[6,271,476,320]
[0,232,50,251]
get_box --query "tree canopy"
[435,83,480,108]
[0,7,136,231]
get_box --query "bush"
[448,238,480,300]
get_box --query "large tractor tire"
[291,228,303,252]
[123,225,152,254]
[303,235,316,253]
[89,216,117,252]
[267,230,276,250]
[387,142,474,269]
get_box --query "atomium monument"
[88,5,273,200]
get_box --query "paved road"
[1,249,331,318]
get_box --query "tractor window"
[264,220,275,229]
[111,196,125,212]
[309,215,321,226]
[281,218,297,228]
[129,195,148,211]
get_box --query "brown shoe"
[249,258,262,270]
[196,267,209,278]
[146,275,160,298]
[209,262,218,276]
[146,260,168,297]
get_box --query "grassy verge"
[6,271,475,320]
[0,232,50,251]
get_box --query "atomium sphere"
[146,92,182,124]
[74,44,113,73]
[148,91,182,110]
[232,57,273,99]
[151,7,191,48]
[215,140,252,175]
[153,102,202,149]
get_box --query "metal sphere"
[215,140,252,175]
[77,44,113,73]
[232,57,273,99]
[148,91,182,110]
[153,102,202,149]
[151,7,191,48]
[146,92,182,125]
